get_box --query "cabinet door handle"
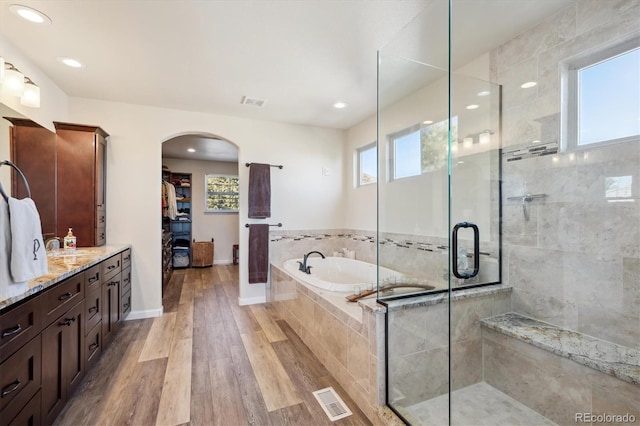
[123,302,130,309]
[1,324,22,338]
[1,379,21,397]
[108,280,120,287]
[89,306,98,314]
[89,343,98,351]
[88,275,99,283]
[59,292,73,301]
[124,255,130,262]
[107,265,116,270]
[58,316,76,327]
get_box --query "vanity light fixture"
[57,57,85,68]
[9,4,52,25]
[2,62,25,97]
[21,77,40,108]
[333,101,348,109]
[521,81,537,89]
[479,132,491,145]
[451,143,459,153]
[0,61,41,108]
[463,137,473,148]
[465,104,479,110]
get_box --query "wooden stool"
[233,244,239,265]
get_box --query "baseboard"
[125,307,164,320]
[214,259,233,265]
[238,295,266,305]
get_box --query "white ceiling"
[0,0,571,160]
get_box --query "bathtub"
[282,256,403,292]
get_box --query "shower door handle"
[452,222,480,279]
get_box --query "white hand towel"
[7,197,48,282]
[0,198,28,299]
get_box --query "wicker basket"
[192,240,214,267]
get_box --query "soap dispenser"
[64,228,77,252]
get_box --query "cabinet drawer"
[41,273,84,328]
[122,248,132,269]
[0,335,41,423]
[0,296,42,363]
[84,264,101,294]
[7,389,40,426]
[85,322,102,372]
[121,289,131,318]
[85,288,102,334]
[122,266,132,296]
[102,253,121,280]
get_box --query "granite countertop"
[0,244,131,312]
[481,312,640,386]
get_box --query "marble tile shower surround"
[493,0,640,349]
[269,228,499,286]
[385,287,512,407]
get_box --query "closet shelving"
[169,172,192,268]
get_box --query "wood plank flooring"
[54,266,372,426]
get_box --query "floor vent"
[312,387,353,421]
[240,96,267,107]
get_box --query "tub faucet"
[298,250,325,274]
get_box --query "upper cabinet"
[54,122,108,247]
[5,118,109,247]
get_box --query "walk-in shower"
[377,1,640,424]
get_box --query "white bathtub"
[282,256,403,292]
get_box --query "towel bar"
[245,223,282,227]
[0,160,31,202]
[245,162,283,169]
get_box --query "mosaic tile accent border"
[503,141,558,162]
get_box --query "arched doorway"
[161,133,239,299]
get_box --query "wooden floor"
[54,265,372,426]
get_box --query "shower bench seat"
[480,312,639,385]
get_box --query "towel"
[248,163,271,218]
[0,198,28,299]
[8,197,48,282]
[248,224,269,284]
[165,181,178,220]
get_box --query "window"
[205,174,239,212]
[389,117,457,180]
[563,38,640,150]
[357,142,377,186]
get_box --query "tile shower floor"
[401,382,557,426]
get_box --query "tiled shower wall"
[494,0,640,349]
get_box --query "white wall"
[68,97,345,313]
[162,157,239,264]
[0,35,69,131]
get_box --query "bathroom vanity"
[0,245,131,425]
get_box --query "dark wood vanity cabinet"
[0,249,130,425]
[54,122,108,247]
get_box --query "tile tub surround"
[0,244,131,311]
[268,264,387,424]
[269,228,499,287]
[494,0,640,349]
[384,286,512,408]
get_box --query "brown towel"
[248,163,271,218]
[248,224,269,284]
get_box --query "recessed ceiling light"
[477,91,490,97]
[457,161,465,164]
[57,57,85,68]
[9,4,51,24]
[466,104,479,110]
[521,81,537,89]
[422,120,434,125]
[333,102,348,109]
[187,148,196,153]
[530,139,541,144]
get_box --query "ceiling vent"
[240,96,267,107]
